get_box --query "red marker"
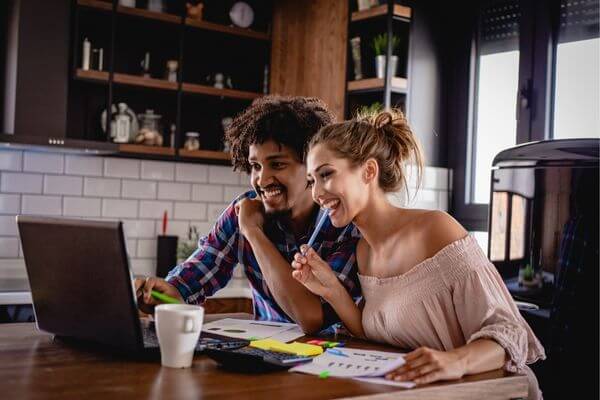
[162,210,168,235]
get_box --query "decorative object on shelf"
[141,51,151,78]
[186,2,203,20]
[165,60,178,82]
[221,116,233,152]
[147,0,164,13]
[357,101,383,116]
[135,109,163,146]
[368,0,379,7]
[206,73,233,89]
[91,48,104,71]
[177,225,200,264]
[113,103,135,143]
[183,131,200,151]
[229,1,254,28]
[262,65,269,94]
[356,0,371,11]
[101,103,139,143]
[169,123,176,148]
[372,33,400,79]
[119,0,135,7]
[82,38,91,71]
[350,37,363,80]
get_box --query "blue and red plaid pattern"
[166,191,361,325]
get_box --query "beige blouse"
[359,235,546,395]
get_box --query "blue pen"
[326,348,348,357]
[303,209,329,254]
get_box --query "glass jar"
[184,132,200,151]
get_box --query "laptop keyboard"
[141,323,249,351]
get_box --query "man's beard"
[264,207,292,222]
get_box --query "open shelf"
[351,4,412,22]
[78,0,269,41]
[178,149,231,161]
[347,77,408,94]
[75,69,262,99]
[119,144,176,156]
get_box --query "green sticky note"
[319,371,330,379]
[248,336,260,341]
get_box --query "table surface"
[0,314,528,400]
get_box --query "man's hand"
[235,197,265,236]
[291,245,342,300]
[134,276,184,314]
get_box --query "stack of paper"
[289,347,416,388]
[201,318,305,342]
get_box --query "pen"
[326,348,348,357]
[151,290,181,304]
[162,210,168,236]
[304,209,329,254]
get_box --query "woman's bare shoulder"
[412,210,468,259]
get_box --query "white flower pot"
[375,55,398,79]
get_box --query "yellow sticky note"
[249,339,323,357]
[249,339,282,351]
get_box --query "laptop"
[17,215,247,353]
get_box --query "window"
[469,1,520,205]
[553,0,600,138]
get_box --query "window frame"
[451,0,561,232]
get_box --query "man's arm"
[243,226,325,334]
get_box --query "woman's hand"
[291,245,342,299]
[385,347,467,385]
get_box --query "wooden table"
[0,315,528,400]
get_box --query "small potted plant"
[371,33,401,79]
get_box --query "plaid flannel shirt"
[166,191,361,326]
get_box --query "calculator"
[205,346,314,372]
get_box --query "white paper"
[201,318,303,341]
[290,347,415,388]
[354,377,416,389]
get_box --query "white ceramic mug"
[155,304,204,368]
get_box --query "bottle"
[82,38,91,71]
[263,64,269,94]
[169,124,176,149]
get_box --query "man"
[136,96,360,334]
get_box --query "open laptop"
[17,215,247,353]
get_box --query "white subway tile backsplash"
[406,189,438,210]
[155,219,189,238]
[63,197,101,217]
[223,186,251,201]
[438,191,449,212]
[65,155,103,176]
[22,195,62,215]
[139,200,173,219]
[125,238,137,257]
[192,184,224,202]
[137,239,157,258]
[423,167,449,190]
[174,202,207,221]
[122,180,157,199]
[208,165,240,185]
[238,172,250,185]
[0,238,19,258]
[84,177,121,198]
[207,203,230,223]
[1,172,43,194]
[157,182,191,201]
[44,175,83,196]
[0,150,22,171]
[141,160,175,181]
[123,219,156,239]
[104,158,140,179]
[0,194,20,214]
[102,199,138,218]
[175,163,208,183]
[189,221,216,237]
[0,258,27,279]
[130,258,156,276]
[0,215,17,235]
[23,152,64,174]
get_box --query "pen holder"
[156,235,178,278]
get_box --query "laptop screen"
[17,216,143,351]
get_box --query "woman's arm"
[292,246,366,338]
[386,339,506,385]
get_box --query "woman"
[291,110,545,398]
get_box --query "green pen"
[150,290,181,304]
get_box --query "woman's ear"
[362,158,378,184]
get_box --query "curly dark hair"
[225,95,335,173]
